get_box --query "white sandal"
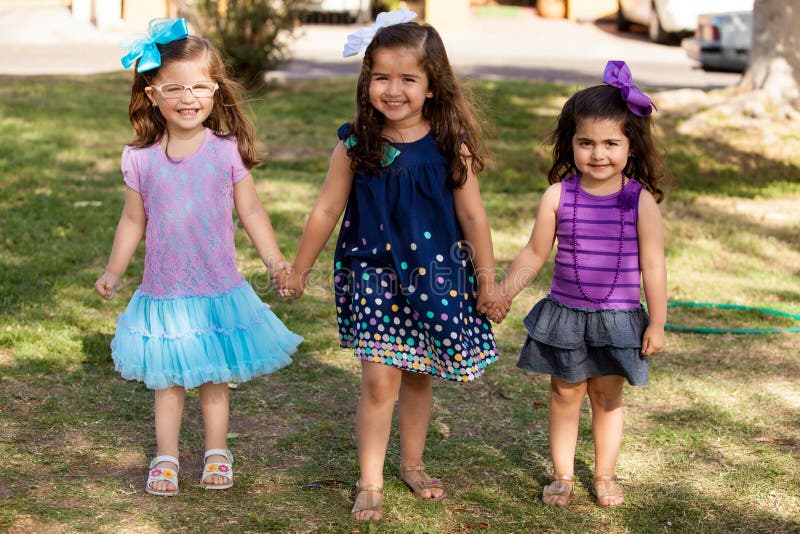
[200,448,233,490]
[145,454,180,496]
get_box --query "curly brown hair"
[349,22,486,188]
[548,84,669,202]
[127,36,261,169]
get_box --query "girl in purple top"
[485,61,669,508]
[94,19,301,497]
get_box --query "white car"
[682,11,752,72]
[300,0,373,23]
[617,0,753,43]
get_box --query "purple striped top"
[549,175,645,310]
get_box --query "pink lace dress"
[110,130,302,390]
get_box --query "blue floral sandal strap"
[201,448,233,490]
[146,454,180,496]
[399,464,447,500]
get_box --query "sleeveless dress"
[517,175,650,386]
[333,123,498,382]
[110,130,302,390]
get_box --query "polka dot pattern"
[332,122,498,382]
[336,265,497,381]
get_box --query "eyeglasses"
[149,82,219,99]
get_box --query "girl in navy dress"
[485,61,668,507]
[275,9,504,521]
[95,19,301,496]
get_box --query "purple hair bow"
[602,60,653,117]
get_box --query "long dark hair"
[548,84,669,202]
[128,35,261,169]
[349,22,486,188]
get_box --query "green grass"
[1,73,799,533]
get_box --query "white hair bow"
[342,8,418,58]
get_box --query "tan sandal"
[399,464,447,500]
[593,475,624,507]
[351,484,383,521]
[542,474,574,507]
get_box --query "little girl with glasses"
[95,18,302,496]
[484,61,669,508]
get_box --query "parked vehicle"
[617,0,753,44]
[682,11,752,72]
[299,0,373,23]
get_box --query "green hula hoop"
[663,301,800,335]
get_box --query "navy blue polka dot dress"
[333,123,498,382]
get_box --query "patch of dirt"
[229,413,294,440]
[0,479,12,499]
[655,88,800,164]
[7,515,67,534]
[762,379,800,409]
[694,197,800,228]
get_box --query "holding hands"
[476,281,512,324]
[270,261,304,298]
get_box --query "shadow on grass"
[0,346,366,531]
[2,72,800,533]
[661,120,800,198]
[664,196,800,264]
[620,481,800,533]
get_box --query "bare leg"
[151,386,185,493]
[588,375,625,506]
[199,381,230,487]
[543,376,587,506]
[398,371,444,499]
[353,361,402,521]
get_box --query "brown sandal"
[399,464,447,500]
[351,484,383,521]
[542,474,574,507]
[593,475,624,507]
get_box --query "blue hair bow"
[602,60,653,117]
[120,18,189,73]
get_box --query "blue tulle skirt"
[111,281,303,390]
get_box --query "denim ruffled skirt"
[517,296,649,386]
[111,282,302,390]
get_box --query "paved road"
[0,5,742,90]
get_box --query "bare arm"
[501,182,561,301]
[94,187,146,299]
[234,173,287,273]
[279,141,354,297]
[453,149,499,311]
[637,190,667,355]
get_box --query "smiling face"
[367,46,432,131]
[571,117,631,190]
[144,59,215,138]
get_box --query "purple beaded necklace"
[571,172,626,304]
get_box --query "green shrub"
[183,0,301,87]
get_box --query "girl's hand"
[476,286,511,324]
[94,272,121,300]
[271,265,305,299]
[283,271,306,299]
[641,324,665,355]
[269,262,297,298]
[481,301,509,324]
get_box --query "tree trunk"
[739,0,800,107]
